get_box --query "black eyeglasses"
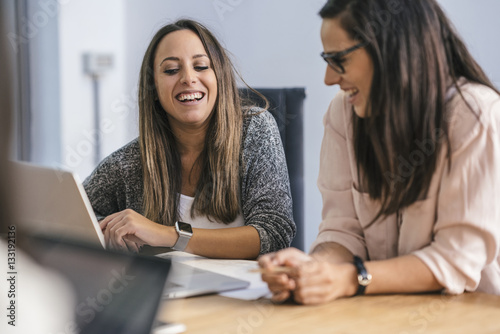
[320,40,369,74]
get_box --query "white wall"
[437,0,500,88]
[24,0,62,164]
[49,0,500,251]
[58,0,131,179]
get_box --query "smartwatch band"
[353,255,372,295]
[172,221,192,251]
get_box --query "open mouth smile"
[345,88,359,98]
[176,92,205,103]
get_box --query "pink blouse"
[310,81,500,295]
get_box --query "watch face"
[358,273,372,286]
[176,221,193,234]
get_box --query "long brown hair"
[138,19,243,225]
[320,0,498,220]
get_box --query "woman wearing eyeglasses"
[259,0,500,304]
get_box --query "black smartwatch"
[172,221,193,251]
[353,255,372,295]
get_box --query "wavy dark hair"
[139,19,247,225]
[320,0,498,221]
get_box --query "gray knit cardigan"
[83,110,296,254]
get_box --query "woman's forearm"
[364,255,443,294]
[179,225,261,259]
[311,243,443,295]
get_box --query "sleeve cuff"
[249,224,270,255]
[413,248,468,295]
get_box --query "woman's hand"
[259,247,358,305]
[100,209,171,253]
[291,260,358,304]
[258,248,312,302]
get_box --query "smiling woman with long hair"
[83,19,295,259]
[260,0,500,304]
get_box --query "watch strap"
[353,255,371,295]
[172,233,190,251]
[172,222,192,251]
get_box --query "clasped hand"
[258,248,358,305]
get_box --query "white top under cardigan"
[178,194,245,229]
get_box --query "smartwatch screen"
[177,221,193,234]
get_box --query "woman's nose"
[324,66,342,86]
[181,67,197,85]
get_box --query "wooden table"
[158,292,500,333]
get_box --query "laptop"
[11,161,106,248]
[163,260,250,298]
[26,234,184,334]
[11,161,250,298]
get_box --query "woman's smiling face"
[321,18,374,118]
[154,29,218,129]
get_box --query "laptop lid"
[11,161,105,248]
[26,235,172,334]
[162,258,251,299]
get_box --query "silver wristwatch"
[172,221,193,251]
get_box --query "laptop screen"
[11,161,106,248]
[26,236,171,334]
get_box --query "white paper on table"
[156,251,271,300]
